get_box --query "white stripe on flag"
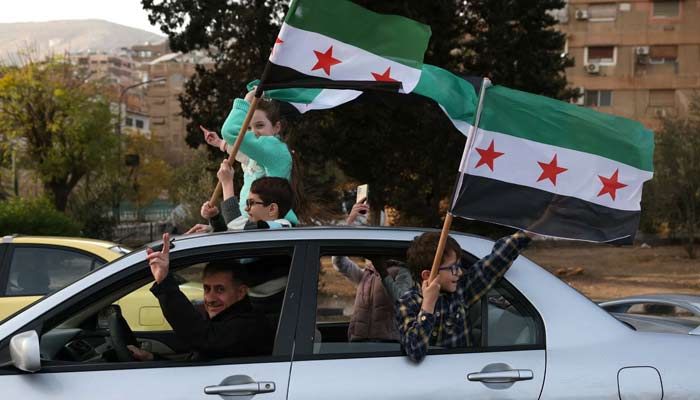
[289,89,363,113]
[271,23,422,93]
[466,128,653,211]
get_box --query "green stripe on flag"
[414,65,479,129]
[480,86,654,172]
[285,0,431,69]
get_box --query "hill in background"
[0,19,166,63]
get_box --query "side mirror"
[10,331,41,372]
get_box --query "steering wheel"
[106,305,138,362]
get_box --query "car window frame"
[293,239,546,361]
[0,239,308,375]
[0,244,108,297]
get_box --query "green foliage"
[459,0,575,99]
[0,56,119,211]
[142,0,573,228]
[645,93,700,257]
[0,197,81,236]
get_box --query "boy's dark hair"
[250,177,294,218]
[405,232,462,281]
[203,261,252,286]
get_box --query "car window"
[4,246,104,296]
[33,249,293,368]
[312,249,544,357]
[627,303,696,319]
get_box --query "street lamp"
[114,77,166,223]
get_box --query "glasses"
[245,199,267,208]
[437,262,462,276]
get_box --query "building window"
[585,90,612,107]
[652,1,679,18]
[135,120,145,129]
[649,45,678,64]
[649,90,675,107]
[589,3,617,21]
[125,117,134,127]
[586,46,616,65]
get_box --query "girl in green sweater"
[202,90,299,226]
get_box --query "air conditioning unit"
[635,46,650,56]
[574,87,585,105]
[585,63,600,74]
[575,9,589,20]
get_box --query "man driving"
[129,233,274,361]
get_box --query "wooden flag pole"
[428,213,454,283]
[208,95,261,206]
[427,78,491,283]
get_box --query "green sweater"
[221,98,298,224]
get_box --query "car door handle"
[204,381,276,396]
[467,369,534,383]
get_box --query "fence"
[112,221,174,247]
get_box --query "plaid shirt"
[396,231,531,362]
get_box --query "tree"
[0,57,119,211]
[459,0,575,99]
[124,132,174,212]
[142,0,573,227]
[646,93,700,258]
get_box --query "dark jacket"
[151,274,274,359]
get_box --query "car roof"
[2,235,126,262]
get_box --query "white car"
[0,227,698,399]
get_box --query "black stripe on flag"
[451,175,640,244]
[260,63,402,92]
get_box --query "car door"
[287,241,545,400]
[0,240,307,400]
[0,244,106,321]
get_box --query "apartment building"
[142,52,212,167]
[558,0,700,129]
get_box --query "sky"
[0,0,163,35]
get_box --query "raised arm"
[331,256,364,285]
[457,231,532,308]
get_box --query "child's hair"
[405,232,462,281]
[250,176,294,219]
[256,98,310,222]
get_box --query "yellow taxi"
[0,235,201,331]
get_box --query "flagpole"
[428,78,491,283]
[207,62,274,206]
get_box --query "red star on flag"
[371,67,398,82]
[537,154,568,186]
[597,169,628,200]
[312,46,342,76]
[474,139,504,171]
[275,37,284,45]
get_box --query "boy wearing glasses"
[198,160,294,231]
[396,230,533,362]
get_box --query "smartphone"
[356,184,369,214]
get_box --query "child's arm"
[396,289,436,363]
[331,256,364,284]
[457,231,532,308]
[380,266,413,301]
[221,98,292,173]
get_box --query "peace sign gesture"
[146,233,171,284]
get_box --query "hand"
[127,345,154,361]
[200,125,223,149]
[421,278,441,314]
[146,233,170,284]
[217,160,234,184]
[346,201,370,225]
[200,201,220,219]
[185,223,212,235]
[244,89,256,103]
